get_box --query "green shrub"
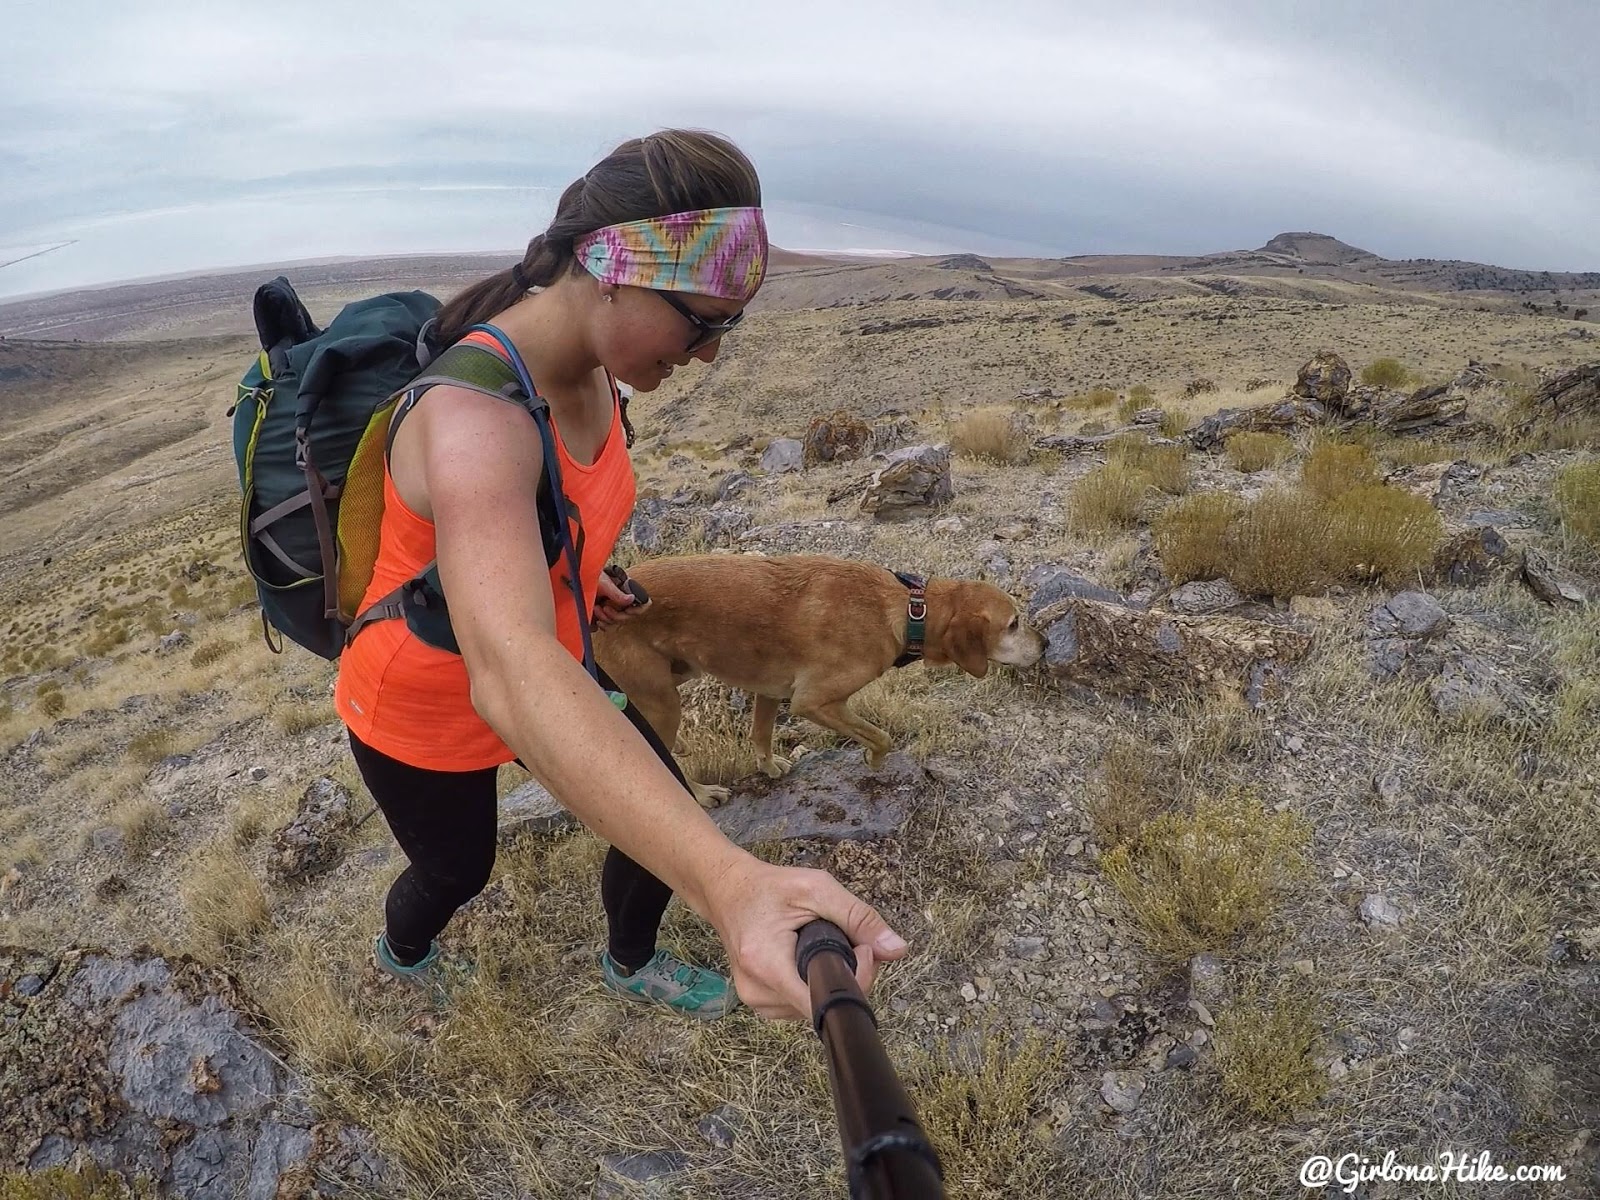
[1225,490,1336,598]
[1108,435,1189,495]
[1090,738,1178,850]
[190,640,239,669]
[909,1030,1067,1199]
[1224,432,1294,473]
[1101,789,1312,958]
[1152,493,1247,584]
[0,1165,158,1199]
[127,729,176,768]
[1359,357,1411,388]
[1069,464,1152,532]
[1301,442,1381,500]
[1555,460,1600,548]
[1327,485,1443,582]
[1216,984,1326,1121]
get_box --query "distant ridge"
[5,233,1597,343]
[1256,231,1378,264]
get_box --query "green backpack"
[231,278,567,661]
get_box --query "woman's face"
[596,283,750,392]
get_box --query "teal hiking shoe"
[373,932,474,1004]
[600,948,740,1021]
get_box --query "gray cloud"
[2,0,1596,294]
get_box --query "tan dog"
[595,554,1046,806]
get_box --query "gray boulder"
[497,778,578,844]
[1165,579,1245,616]
[1025,566,1133,620]
[1369,592,1449,640]
[759,437,804,474]
[1521,549,1589,607]
[1,948,392,1197]
[266,776,355,884]
[859,445,954,519]
[711,748,923,845]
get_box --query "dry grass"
[1532,415,1600,451]
[1301,441,1382,500]
[1326,484,1444,583]
[948,407,1033,465]
[1223,431,1294,472]
[1555,459,1600,548]
[254,833,852,1197]
[2,833,46,870]
[1214,980,1326,1121]
[1100,789,1312,959]
[1223,489,1337,599]
[1062,386,1119,412]
[1374,436,1460,467]
[230,793,275,847]
[1157,408,1189,439]
[908,1028,1068,1199]
[181,846,272,960]
[1107,435,1189,495]
[110,798,170,858]
[273,696,338,736]
[1358,356,1411,388]
[1151,493,1248,584]
[1069,463,1152,533]
[1088,736,1179,850]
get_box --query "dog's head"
[927,580,1047,678]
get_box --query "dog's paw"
[760,754,792,779]
[690,781,731,808]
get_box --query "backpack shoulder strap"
[384,342,544,462]
[344,341,565,651]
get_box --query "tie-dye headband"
[574,207,768,302]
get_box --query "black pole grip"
[796,920,944,1200]
[797,918,858,992]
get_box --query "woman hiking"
[333,129,905,1021]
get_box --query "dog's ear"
[948,611,993,678]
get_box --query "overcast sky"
[2,0,1596,298]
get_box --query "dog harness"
[893,571,927,668]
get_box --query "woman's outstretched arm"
[420,387,907,1019]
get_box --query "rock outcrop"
[1,947,392,1198]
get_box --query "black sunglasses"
[653,290,744,352]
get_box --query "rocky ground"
[1,269,1598,1198]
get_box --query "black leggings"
[346,670,686,971]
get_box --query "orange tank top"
[334,332,637,770]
